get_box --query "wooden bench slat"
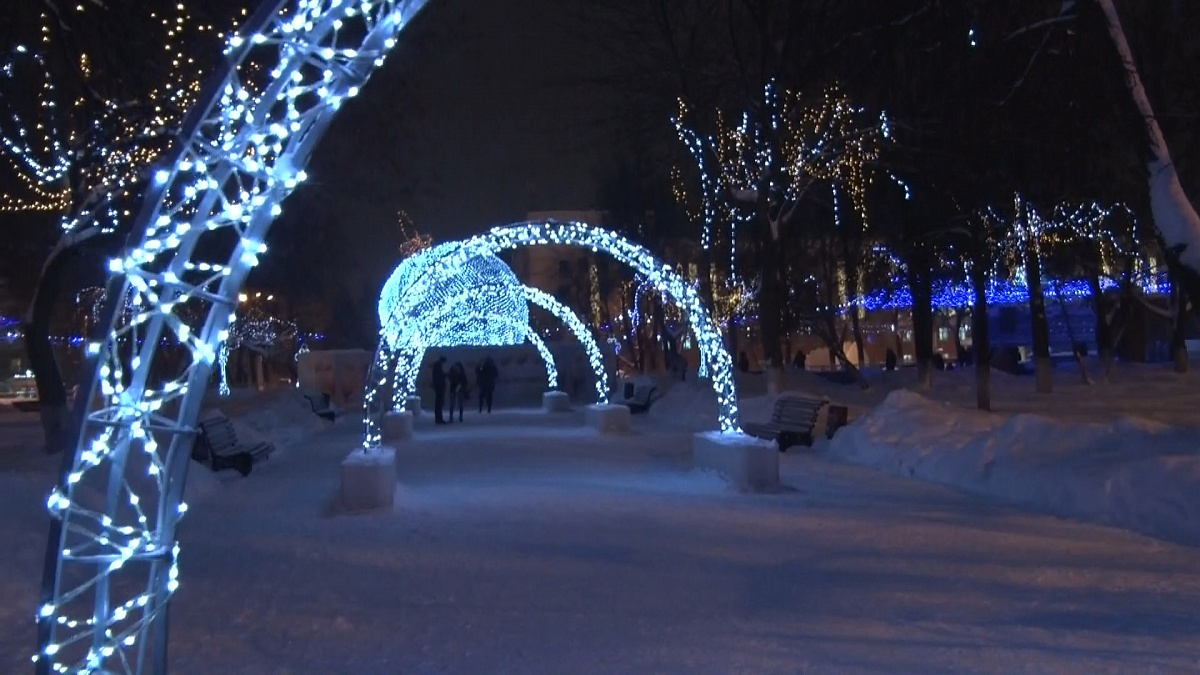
[743,394,828,451]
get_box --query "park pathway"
[3,408,1199,673]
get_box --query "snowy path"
[3,409,1200,673]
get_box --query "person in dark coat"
[431,356,448,424]
[475,356,498,413]
[792,350,807,370]
[448,361,468,422]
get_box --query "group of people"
[429,355,500,425]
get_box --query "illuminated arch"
[371,221,737,430]
[35,4,734,673]
[363,223,736,445]
[36,2,432,671]
[522,286,608,402]
[455,222,736,428]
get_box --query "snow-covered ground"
[650,360,1200,548]
[5,388,1200,673]
[827,388,1200,548]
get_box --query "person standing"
[431,355,448,424]
[476,355,498,413]
[448,361,468,423]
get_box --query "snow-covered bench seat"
[302,390,336,422]
[191,412,274,476]
[617,384,656,414]
[741,393,828,452]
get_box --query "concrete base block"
[382,411,413,443]
[585,403,631,434]
[542,391,571,412]
[404,396,422,416]
[340,445,396,511]
[693,431,779,492]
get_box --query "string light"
[1,4,219,233]
[848,198,1161,311]
[396,209,432,257]
[672,81,890,319]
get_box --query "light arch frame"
[35,1,432,672]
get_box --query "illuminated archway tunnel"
[368,246,610,430]
[34,2,738,672]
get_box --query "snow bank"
[828,389,1200,546]
[646,381,719,431]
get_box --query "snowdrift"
[827,389,1200,546]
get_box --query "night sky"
[272,0,622,293]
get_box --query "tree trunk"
[970,258,991,412]
[1088,272,1114,368]
[22,246,73,454]
[1024,244,1053,393]
[850,309,866,370]
[699,255,714,310]
[756,208,785,371]
[840,231,867,370]
[1097,0,1200,276]
[1053,290,1093,385]
[952,308,967,365]
[1172,279,1189,374]
[907,260,935,389]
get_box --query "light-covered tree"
[0,2,234,451]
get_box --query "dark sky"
[273,0,626,293]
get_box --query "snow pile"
[203,388,332,450]
[645,381,719,431]
[828,389,1200,546]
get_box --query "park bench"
[302,390,336,422]
[618,383,656,414]
[191,412,274,476]
[742,393,829,452]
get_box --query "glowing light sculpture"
[378,243,529,352]
[36,1,432,672]
[369,246,610,439]
[363,222,738,448]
